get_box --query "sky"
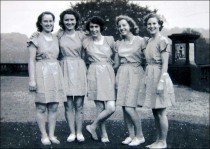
[1,0,209,37]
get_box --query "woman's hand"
[29,81,37,91]
[156,79,164,94]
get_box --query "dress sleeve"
[56,28,65,39]
[113,40,120,53]
[138,36,147,51]
[159,36,170,53]
[27,34,38,48]
[78,31,87,41]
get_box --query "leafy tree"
[69,0,155,40]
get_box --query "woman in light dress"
[83,16,118,143]
[115,15,145,146]
[139,13,175,149]
[58,9,87,142]
[28,11,67,145]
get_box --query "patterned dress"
[27,32,67,103]
[58,31,87,96]
[139,35,175,108]
[83,36,116,101]
[115,36,146,107]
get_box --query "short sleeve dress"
[27,32,67,103]
[115,36,146,107]
[139,35,175,109]
[58,31,87,96]
[83,36,116,101]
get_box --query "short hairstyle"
[115,15,139,35]
[143,13,164,31]
[59,9,80,30]
[36,11,55,32]
[85,16,105,32]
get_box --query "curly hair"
[85,16,105,32]
[36,11,55,32]
[115,15,139,35]
[59,9,80,30]
[143,13,164,31]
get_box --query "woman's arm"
[113,53,120,70]
[28,44,37,91]
[157,51,169,93]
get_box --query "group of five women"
[28,8,175,149]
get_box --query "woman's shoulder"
[158,35,169,43]
[104,36,115,42]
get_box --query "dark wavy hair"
[143,13,164,31]
[59,9,80,30]
[115,15,139,35]
[85,16,105,32]
[36,11,55,32]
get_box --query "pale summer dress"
[83,36,116,101]
[58,31,87,96]
[27,32,67,103]
[115,36,146,107]
[139,35,175,108]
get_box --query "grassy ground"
[0,76,209,148]
[0,76,209,125]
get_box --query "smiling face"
[146,17,160,35]
[63,14,76,31]
[40,14,54,33]
[117,19,131,36]
[89,22,101,37]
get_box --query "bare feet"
[146,140,167,149]
[101,137,110,143]
[86,125,98,140]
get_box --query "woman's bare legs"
[122,107,135,144]
[64,96,76,142]
[35,103,49,143]
[75,96,85,141]
[147,108,168,148]
[86,100,115,141]
[48,102,60,144]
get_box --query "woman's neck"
[65,29,75,35]
[42,31,52,36]
[123,33,134,42]
[92,34,102,41]
[150,32,161,39]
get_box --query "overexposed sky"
[1,0,209,37]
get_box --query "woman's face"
[40,14,54,33]
[146,17,160,35]
[63,14,76,30]
[89,22,101,37]
[117,19,131,36]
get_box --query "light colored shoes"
[86,125,98,140]
[77,134,85,142]
[41,137,51,145]
[101,137,110,143]
[122,137,133,144]
[128,137,145,146]
[67,134,76,142]
[49,136,60,144]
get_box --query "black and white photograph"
[1,0,209,148]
